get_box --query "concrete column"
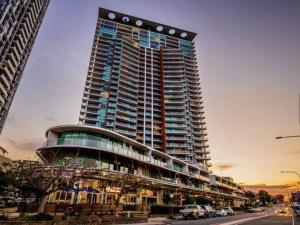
[183,165,188,174]
[157,189,163,205]
[136,189,143,205]
[179,192,183,206]
[166,158,173,168]
[70,192,75,204]
[137,166,143,176]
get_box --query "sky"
[0,0,300,194]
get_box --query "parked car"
[216,208,228,216]
[246,207,255,213]
[0,199,5,208]
[0,197,17,207]
[200,205,217,218]
[180,204,205,219]
[254,207,265,212]
[223,207,234,216]
[293,203,300,217]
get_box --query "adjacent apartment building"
[0,0,50,133]
[79,8,210,167]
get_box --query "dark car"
[294,205,300,217]
[246,207,255,213]
[200,205,217,218]
[0,197,17,207]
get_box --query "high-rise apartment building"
[79,8,210,167]
[0,0,50,133]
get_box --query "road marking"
[212,214,270,225]
[292,214,294,225]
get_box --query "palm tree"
[0,146,8,156]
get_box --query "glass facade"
[79,8,210,167]
[53,131,207,187]
[57,131,150,163]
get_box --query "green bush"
[81,211,91,216]
[0,213,8,221]
[61,215,66,220]
[150,205,184,214]
[22,212,54,221]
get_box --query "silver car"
[223,207,234,216]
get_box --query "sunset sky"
[0,0,299,195]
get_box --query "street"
[242,215,293,225]
[149,206,300,225]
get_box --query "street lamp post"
[276,136,300,192]
[281,171,300,193]
[275,135,300,139]
[280,171,300,179]
[170,193,174,219]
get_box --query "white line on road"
[292,214,294,225]
[212,214,270,225]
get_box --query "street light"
[280,171,300,179]
[281,171,300,193]
[275,135,300,139]
[170,193,174,219]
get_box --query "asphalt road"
[162,206,299,225]
[242,215,293,225]
[168,212,271,225]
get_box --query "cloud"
[2,137,40,151]
[214,162,236,171]
[244,182,300,198]
[287,150,300,154]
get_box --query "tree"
[257,190,271,206]
[163,192,172,205]
[244,191,256,205]
[245,191,256,201]
[93,170,142,216]
[0,164,15,195]
[183,194,195,205]
[195,196,213,205]
[274,194,284,204]
[0,146,8,156]
[14,161,79,213]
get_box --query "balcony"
[116,115,136,123]
[165,105,184,110]
[116,109,136,118]
[115,121,136,130]
[166,136,188,141]
[114,128,136,137]
[166,128,187,134]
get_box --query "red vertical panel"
[159,48,166,153]
[104,39,116,129]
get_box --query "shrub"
[150,205,184,214]
[81,211,91,216]
[61,215,66,220]
[22,212,54,221]
[0,213,8,221]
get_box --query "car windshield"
[224,207,230,210]
[187,206,197,209]
[294,206,300,210]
